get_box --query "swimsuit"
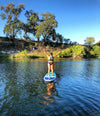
[48,62,53,65]
[48,55,53,65]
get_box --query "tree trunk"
[12,27,15,40]
[37,37,39,42]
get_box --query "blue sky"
[0,0,100,44]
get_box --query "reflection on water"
[43,82,55,106]
[0,59,100,116]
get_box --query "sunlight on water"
[0,59,100,116]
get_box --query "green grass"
[10,49,47,59]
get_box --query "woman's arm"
[44,49,49,57]
[53,51,61,58]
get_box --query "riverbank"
[10,47,63,59]
[0,45,100,59]
[0,47,62,59]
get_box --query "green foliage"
[96,41,100,46]
[1,3,98,48]
[35,12,57,41]
[46,45,50,49]
[11,50,28,59]
[64,38,71,44]
[72,41,79,45]
[85,37,95,46]
[23,10,39,40]
[18,49,28,56]
[0,3,25,38]
[59,48,72,58]
[0,3,63,44]
[55,45,86,58]
[29,44,33,50]
[71,45,86,57]
[61,44,65,49]
[56,33,63,43]
[90,45,100,57]
[35,42,38,47]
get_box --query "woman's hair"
[50,52,53,56]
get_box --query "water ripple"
[0,59,100,115]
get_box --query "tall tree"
[35,12,57,42]
[0,3,25,39]
[23,10,39,41]
[84,37,95,46]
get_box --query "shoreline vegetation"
[0,43,100,60]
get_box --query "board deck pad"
[44,72,56,82]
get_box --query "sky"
[0,0,100,44]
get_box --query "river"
[0,58,100,116]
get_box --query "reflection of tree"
[1,60,48,115]
[1,59,60,115]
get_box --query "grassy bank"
[10,48,62,59]
[10,51,46,59]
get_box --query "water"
[0,58,100,116]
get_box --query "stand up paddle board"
[44,72,56,82]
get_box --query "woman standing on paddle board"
[44,49,61,76]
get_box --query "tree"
[0,3,25,39]
[56,33,63,43]
[71,41,79,45]
[35,12,57,42]
[64,38,71,44]
[21,23,31,40]
[23,10,39,41]
[84,37,95,46]
[95,40,100,46]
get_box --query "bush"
[46,45,51,49]
[90,45,100,57]
[18,49,28,56]
[59,48,72,58]
[57,45,86,58]
[71,45,86,57]
[29,45,33,50]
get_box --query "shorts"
[48,62,53,65]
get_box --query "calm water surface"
[0,58,100,116]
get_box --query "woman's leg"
[48,64,51,76]
[51,64,54,76]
